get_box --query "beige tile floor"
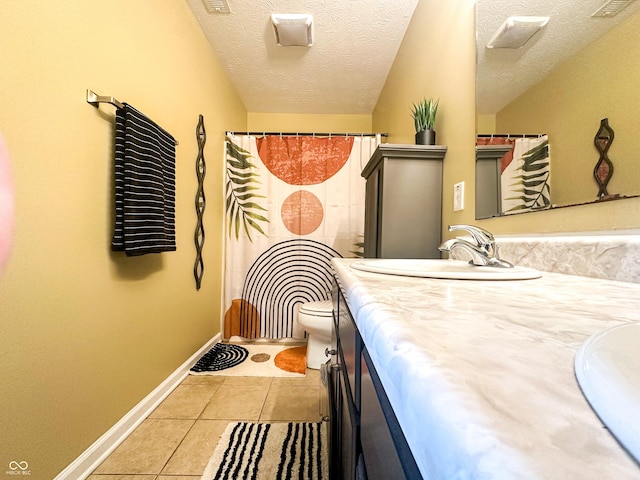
[88,369,324,480]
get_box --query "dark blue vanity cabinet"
[329,286,422,480]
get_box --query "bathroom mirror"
[475,0,640,219]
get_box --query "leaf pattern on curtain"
[225,136,269,242]
[502,136,551,214]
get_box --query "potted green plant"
[411,97,439,145]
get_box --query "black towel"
[112,104,176,256]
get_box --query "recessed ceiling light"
[487,16,550,49]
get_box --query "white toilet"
[297,299,333,369]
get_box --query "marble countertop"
[332,258,640,480]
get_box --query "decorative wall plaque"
[194,115,206,290]
[593,118,615,199]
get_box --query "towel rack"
[87,89,178,145]
[86,89,124,109]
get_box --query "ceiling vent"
[592,0,637,17]
[271,14,314,47]
[486,16,550,49]
[202,0,231,14]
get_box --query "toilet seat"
[299,299,333,317]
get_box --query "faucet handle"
[448,224,495,249]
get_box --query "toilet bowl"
[297,299,333,369]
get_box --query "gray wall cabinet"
[475,144,512,219]
[362,144,447,259]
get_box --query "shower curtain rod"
[477,133,546,138]
[227,131,387,138]
[86,89,178,145]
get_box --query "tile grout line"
[156,417,198,477]
[156,376,227,477]
[257,377,275,422]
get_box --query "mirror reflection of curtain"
[476,135,515,149]
[501,135,551,215]
[223,133,380,340]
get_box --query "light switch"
[454,181,465,211]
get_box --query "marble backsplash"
[446,231,640,283]
[492,232,640,284]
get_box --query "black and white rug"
[190,343,249,373]
[201,421,327,480]
[190,343,306,377]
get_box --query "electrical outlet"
[453,181,465,211]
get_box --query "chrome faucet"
[438,224,513,268]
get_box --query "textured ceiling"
[477,0,640,114]
[187,0,640,116]
[186,0,419,114]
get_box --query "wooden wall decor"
[194,115,206,289]
[593,118,615,199]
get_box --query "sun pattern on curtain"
[223,133,380,340]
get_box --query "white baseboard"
[54,333,220,480]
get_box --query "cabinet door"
[328,299,359,480]
[476,156,501,219]
[378,158,442,259]
[327,362,341,480]
[337,289,359,408]
[339,369,358,480]
[328,360,358,480]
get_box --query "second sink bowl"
[575,322,640,463]
[349,259,541,280]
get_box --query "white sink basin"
[575,322,640,462]
[349,259,541,280]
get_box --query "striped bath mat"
[201,422,327,480]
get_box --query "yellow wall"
[476,114,496,134]
[376,0,640,237]
[373,0,478,233]
[496,9,640,207]
[0,1,246,477]
[248,113,372,133]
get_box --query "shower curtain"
[500,135,551,215]
[223,133,380,340]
